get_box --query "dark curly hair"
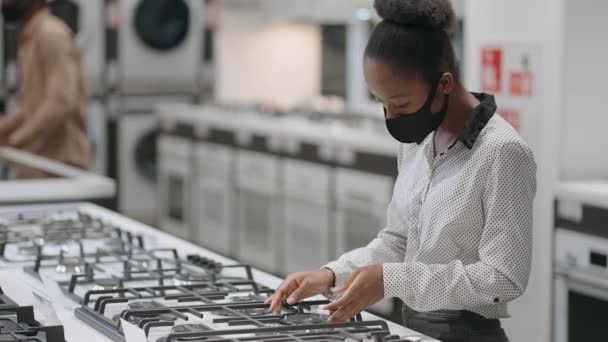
[365,0,460,84]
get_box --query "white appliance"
[117,112,159,225]
[235,123,283,274]
[282,158,332,275]
[193,135,237,256]
[279,121,334,275]
[553,181,608,342]
[334,167,393,256]
[332,134,398,316]
[118,0,204,95]
[554,229,608,342]
[158,135,194,241]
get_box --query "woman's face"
[364,58,448,119]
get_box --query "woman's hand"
[265,268,335,314]
[324,264,384,322]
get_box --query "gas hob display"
[0,210,146,264]
[0,204,429,342]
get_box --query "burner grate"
[0,287,66,342]
[75,280,372,342]
[54,254,264,306]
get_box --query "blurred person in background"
[267,1,536,341]
[0,0,90,171]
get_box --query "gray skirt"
[402,306,509,342]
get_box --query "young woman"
[267,1,536,341]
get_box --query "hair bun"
[374,0,455,31]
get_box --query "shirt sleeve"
[323,145,409,287]
[382,141,536,311]
[9,24,80,148]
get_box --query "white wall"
[215,13,321,108]
[464,1,565,342]
[560,0,608,179]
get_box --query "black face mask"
[384,77,450,144]
[1,4,27,23]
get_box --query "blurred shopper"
[267,1,537,341]
[0,0,90,170]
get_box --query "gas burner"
[44,240,81,257]
[55,259,84,274]
[173,272,210,286]
[187,255,222,272]
[112,301,178,324]
[92,278,121,291]
[129,254,153,269]
[156,324,212,342]
[17,242,40,256]
[104,239,126,252]
[14,237,46,256]
[280,313,330,325]
[212,295,268,317]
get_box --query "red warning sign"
[481,48,503,93]
[509,71,533,97]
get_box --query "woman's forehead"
[364,59,428,98]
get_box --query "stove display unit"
[75,282,397,342]
[0,203,435,342]
[0,210,147,264]
[0,286,66,342]
[56,253,266,305]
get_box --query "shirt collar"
[457,93,497,149]
[20,8,51,43]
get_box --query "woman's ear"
[439,72,455,95]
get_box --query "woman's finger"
[328,305,355,322]
[323,289,353,311]
[269,289,287,314]
[286,281,309,304]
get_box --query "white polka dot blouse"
[324,93,537,319]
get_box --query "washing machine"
[47,0,107,94]
[118,0,205,95]
[118,111,159,225]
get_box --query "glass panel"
[569,291,607,341]
[134,0,190,51]
[168,175,184,222]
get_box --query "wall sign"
[480,43,541,137]
[481,47,503,93]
